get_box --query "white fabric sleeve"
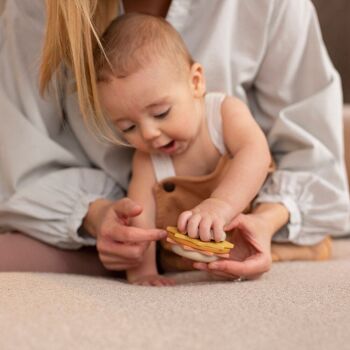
[0,0,126,249]
[252,0,350,245]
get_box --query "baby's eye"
[121,125,136,133]
[154,107,171,119]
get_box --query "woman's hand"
[83,198,167,271]
[193,203,289,280]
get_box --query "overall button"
[163,182,175,192]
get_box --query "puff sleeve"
[252,0,349,244]
[0,0,131,249]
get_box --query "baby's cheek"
[130,137,149,152]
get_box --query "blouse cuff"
[0,169,125,249]
[66,193,101,246]
[66,183,125,246]
[253,168,349,245]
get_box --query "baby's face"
[98,59,205,155]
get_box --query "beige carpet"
[1,238,349,350]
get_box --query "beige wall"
[312,0,350,102]
[0,1,4,14]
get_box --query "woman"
[0,0,348,280]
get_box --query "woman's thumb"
[114,198,143,218]
[224,214,244,231]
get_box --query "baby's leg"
[127,242,175,286]
[271,236,332,262]
[0,232,118,277]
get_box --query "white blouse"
[0,0,349,248]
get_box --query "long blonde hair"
[39,0,118,139]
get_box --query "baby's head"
[95,13,194,83]
[95,13,206,155]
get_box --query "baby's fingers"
[212,220,226,242]
[177,211,193,232]
[187,213,202,239]
[198,217,213,242]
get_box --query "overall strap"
[150,153,176,182]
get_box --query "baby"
[95,13,271,285]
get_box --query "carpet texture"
[1,238,349,350]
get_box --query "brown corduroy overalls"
[152,155,331,273]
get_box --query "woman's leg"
[271,236,332,262]
[0,232,120,277]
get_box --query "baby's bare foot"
[131,274,176,287]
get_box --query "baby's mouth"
[161,140,175,149]
[159,140,177,154]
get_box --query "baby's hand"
[177,198,234,242]
[130,274,176,287]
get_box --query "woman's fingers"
[107,222,167,243]
[113,198,167,242]
[121,226,167,243]
[193,262,240,280]
[207,254,271,278]
[194,260,264,280]
[112,197,143,219]
[224,213,244,231]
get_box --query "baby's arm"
[179,96,271,242]
[127,151,174,286]
[213,96,271,214]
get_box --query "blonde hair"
[39,0,118,139]
[94,13,194,82]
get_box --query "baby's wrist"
[208,197,239,220]
[207,197,233,210]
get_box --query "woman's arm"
[252,0,349,245]
[0,0,128,248]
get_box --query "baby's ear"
[190,63,206,97]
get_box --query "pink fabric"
[0,232,118,276]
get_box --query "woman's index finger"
[114,225,167,243]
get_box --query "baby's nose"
[141,126,161,141]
